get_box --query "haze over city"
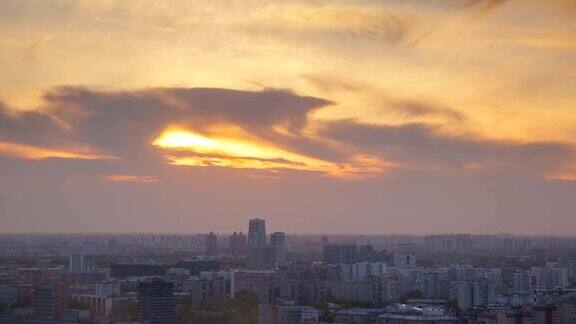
[1,0,576,235]
[3,2,576,323]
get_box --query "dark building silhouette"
[206,231,217,256]
[531,248,548,263]
[174,260,219,275]
[270,232,286,266]
[248,218,266,246]
[229,231,247,256]
[248,218,266,269]
[111,264,169,279]
[138,279,174,324]
[360,244,375,261]
[323,244,357,264]
[106,238,119,256]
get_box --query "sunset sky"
[1,0,575,234]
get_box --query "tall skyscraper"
[248,245,266,270]
[69,251,84,273]
[270,232,286,266]
[206,231,217,256]
[229,231,247,256]
[82,240,96,256]
[138,279,175,323]
[248,218,266,269]
[106,238,119,256]
[248,218,266,247]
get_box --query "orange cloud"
[0,141,113,160]
[104,174,159,183]
[152,126,394,179]
[543,167,576,182]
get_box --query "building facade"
[138,280,175,324]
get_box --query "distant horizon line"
[0,231,574,238]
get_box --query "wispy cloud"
[104,174,158,183]
[0,141,113,160]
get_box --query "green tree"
[175,302,194,323]
[214,290,259,323]
[233,290,259,320]
[112,299,138,322]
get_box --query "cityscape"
[2,219,576,323]
[2,0,576,323]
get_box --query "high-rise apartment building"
[58,241,71,257]
[69,251,84,273]
[106,238,119,256]
[413,270,442,299]
[248,218,266,247]
[248,218,267,269]
[456,279,496,311]
[270,232,286,266]
[531,248,548,262]
[249,245,266,270]
[394,253,416,269]
[82,240,96,256]
[424,234,473,254]
[138,280,175,323]
[359,245,374,261]
[34,283,70,321]
[229,231,247,256]
[531,265,569,290]
[206,231,217,256]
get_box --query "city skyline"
[2,219,576,323]
[1,1,576,235]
